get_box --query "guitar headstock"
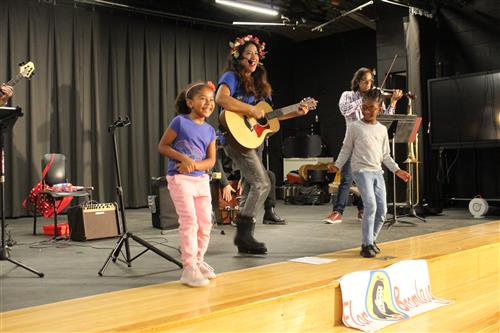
[19,61,35,79]
[300,97,318,111]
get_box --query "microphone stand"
[98,117,182,276]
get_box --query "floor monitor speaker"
[67,203,120,241]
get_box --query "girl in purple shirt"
[158,82,216,287]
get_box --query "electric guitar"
[219,97,318,149]
[2,61,35,91]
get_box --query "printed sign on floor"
[339,260,451,332]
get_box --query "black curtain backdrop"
[1,0,232,217]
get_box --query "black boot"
[263,206,287,225]
[234,215,267,254]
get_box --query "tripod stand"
[0,107,43,277]
[98,117,182,276]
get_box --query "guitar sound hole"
[257,118,268,126]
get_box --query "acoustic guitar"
[3,61,35,89]
[219,97,318,149]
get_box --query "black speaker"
[67,203,120,241]
[149,177,179,230]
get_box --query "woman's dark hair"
[223,41,272,100]
[351,67,373,91]
[175,82,213,115]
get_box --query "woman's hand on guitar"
[297,103,309,116]
[1,84,14,97]
[0,84,14,105]
[248,107,265,119]
[297,98,318,116]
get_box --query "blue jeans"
[352,170,386,245]
[333,157,363,214]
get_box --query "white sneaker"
[180,264,209,287]
[198,261,216,279]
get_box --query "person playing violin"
[323,67,403,224]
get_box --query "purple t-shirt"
[167,115,216,177]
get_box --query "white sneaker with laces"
[180,264,209,287]
[198,261,216,279]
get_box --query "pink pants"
[167,174,212,267]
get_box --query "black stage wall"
[2,0,498,217]
[367,0,500,205]
[269,28,377,183]
[0,0,233,217]
[273,0,500,203]
[425,0,500,204]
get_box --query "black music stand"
[98,117,182,276]
[378,114,419,228]
[0,107,44,277]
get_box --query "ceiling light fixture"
[233,21,287,26]
[233,15,295,27]
[215,0,279,16]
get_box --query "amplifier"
[67,203,120,241]
[149,177,179,230]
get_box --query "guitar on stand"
[219,97,318,150]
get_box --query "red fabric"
[22,154,74,218]
[287,172,305,185]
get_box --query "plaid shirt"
[339,90,395,126]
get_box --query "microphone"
[108,116,131,132]
[120,116,131,127]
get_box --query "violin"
[378,88,416,100]
[375,54,417,100]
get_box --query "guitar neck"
[266,103,300,120]
[6,73,23,87]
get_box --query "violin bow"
[379,54,398,90]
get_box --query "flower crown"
[229,35,266,60]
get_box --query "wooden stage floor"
[1,220,498,332]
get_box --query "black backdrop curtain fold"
[1,0,231,217]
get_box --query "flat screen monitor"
[427,70,500,148]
